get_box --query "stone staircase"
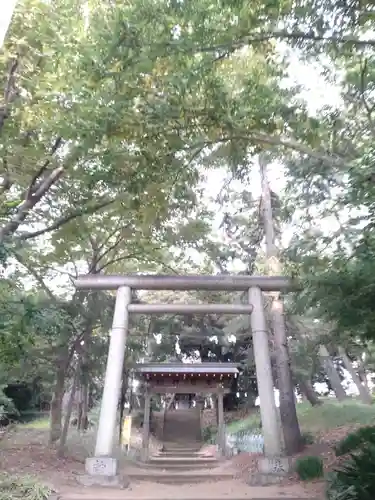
[163,407,202,444]
[128,408,233,484]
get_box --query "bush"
[202,425,216,443]
[0,474,52,500]
[325,471,352,500]
[0,387,19,424]
[335,426,375,457]
[301,431,315,445]
[295,456,324,481]
[326,444,375,500]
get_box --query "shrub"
[325,471,353,500]
[0,387,19,424]
[295,455,324,481]
[0,474,52,500]
[326,444,375,500]
[202,425,216,443]
[301,431,315,445]
[335,426,375,457]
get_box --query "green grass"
[226,400,375,435]
[0,473,52,500]
[20,417,50,430]
[295,455,324,481]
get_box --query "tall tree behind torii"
[259,155,303,454]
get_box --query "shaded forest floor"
[223,399,375,497]
[225,399,375,434]
[0,400,374,498]
[0,424,317,499]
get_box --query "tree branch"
[93,232,133,271]
[0,57,19,133]
[96,252,147,273]
[0,157,12,194]
[11,251,57,301]
[359,57,375,136]
[0,166,65,243]
[96,221,132,255]
[194,30,375,54]
[25,137,64,199]
[192,133,345,169]
[17,199,115,241]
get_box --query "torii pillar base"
[249,456,292,486]
[77,457,130,488]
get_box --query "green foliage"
[295,401,375,432]
[326,471,354,500]
[335,427,375,457]
[0,0,373,463]
[301,431,315,446]
[295,456,324,481]
[0,474,52,500]
[202,425,217,443]
[0,386,18,420]
[1,0,300,247]
[227,401,375,435]
[326,445,375,500]
[20,417,50,430]
[295,233,375,342]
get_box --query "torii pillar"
[82,286,131,487]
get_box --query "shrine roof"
[135,362,239,375]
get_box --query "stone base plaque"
[249,456,292,486]
[76,457,129,488]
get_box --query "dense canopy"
[1,0,375,470]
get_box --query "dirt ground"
[0,426,326,499]
[58,481,322,500]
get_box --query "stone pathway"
[60,480,324,500]
[58,478,321,500]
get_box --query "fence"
[226,429,264,454]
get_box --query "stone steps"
[126,467,234,484]
[156,450,207,457]
[129,440,225,483]
[162,445,203,452]
[163,408,202,444]
[140,457,218,470]
[154,447,210,455]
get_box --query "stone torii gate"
[75,274,291,486]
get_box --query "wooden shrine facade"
[136,362,239,394]
[135,362,239,460]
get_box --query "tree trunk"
[259,155,303,455]
[215,394,219,426]
[81,383,89,430]
[297,376,323,406]
[49,365,66,444]
[76,386,83,429]
[339,347,372,404]
[271,298,303,453]
[57,365,80,457]
[78,325,91,431]
[49,342,79,444]
[119,371,129,444]
[318,345,347,401]
[358,356,370,391]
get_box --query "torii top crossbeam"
[74,274,292,292]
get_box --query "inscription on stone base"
[249,456,292,486]
[258,456,291,476]
[85,457,118,477]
